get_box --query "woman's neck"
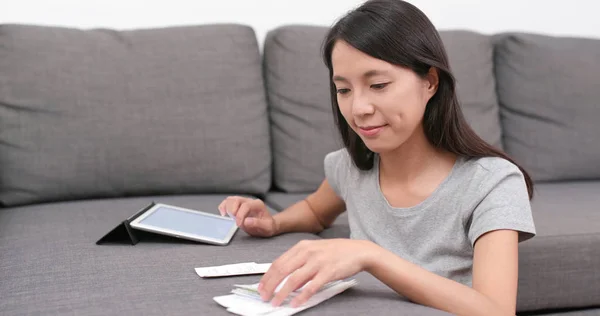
[378,126,456,184]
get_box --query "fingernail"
[246,218,254,225]
[257,282,263,291]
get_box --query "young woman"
[218,0,536,314]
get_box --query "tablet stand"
[96,202,157,245]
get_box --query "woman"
[219,0,535,314]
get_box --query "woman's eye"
[371,82,389,90]
[336,88,351,95]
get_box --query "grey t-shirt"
[324,148,536,286]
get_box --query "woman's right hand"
[218,196,278,237]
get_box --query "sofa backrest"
[264,25,503,193]
[0,24,272,207]
[263,26,340,193]
[493,32,600,182]
[2,23,598,207]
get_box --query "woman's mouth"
[358,125,386,137]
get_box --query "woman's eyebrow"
[332,75,348,82]
[333,70,390,82]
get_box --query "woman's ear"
[425,67,439,96]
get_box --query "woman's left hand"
[257,238,378,307]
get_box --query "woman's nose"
[352,94,375,116]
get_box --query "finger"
[218,199,228,216]
[241,199,271,234]
[259,241,310,300]
[259,259,301,301]
[270,265,318,307]
[218,197,239,215]
[290,271,331,308]
[224,197,243,217]
[247,198,266,214]
[235,201,253,227]
[244,217,273,237]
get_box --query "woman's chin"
[362,139,395,154]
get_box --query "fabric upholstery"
[522,308,600,316]
[438,31,504,149]
[517,182,600,311]
[0,24,271,207]
[264,192,309,211]
[529,182,600,237]
[2,22,599,315]
[0,195,451,315]
[264,26,504,192]
[263,26,342,192]
[494,32,600,182]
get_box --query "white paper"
[214,294,279,316]
[233,275,293,293]
[232,275,343,302]
[195,262,272,278]
[213,278,358,316]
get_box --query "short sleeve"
[468,163,537,246]
[323,149,350,199]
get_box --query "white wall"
[1,0,599,46]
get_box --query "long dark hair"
[321,0,534,199]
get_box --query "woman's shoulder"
[324,147,351,162]
[456,156,526,195]
[324,147,354,171]
[461,155,522,176]
[323,148,358,198]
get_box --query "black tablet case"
[96,202,157,245]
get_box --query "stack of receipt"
[213,276,358,316]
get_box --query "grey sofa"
[0,23,598,316]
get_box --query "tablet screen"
[138,206,234,240]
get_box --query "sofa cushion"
[264,25,503,192]
[0,24,271,207]
[440,31,503,149]
[517,182,600,312]
[494,33,600,182]
[524,308,600,316]
[264,192,309,211]
[265,192,350,239]
[0,195,451,315]
[263,26,341,193]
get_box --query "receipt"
[195,262,272,278]
[213,278,358,316]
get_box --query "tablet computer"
[129,203,238,246]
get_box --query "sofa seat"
[518,182,600,312]
[266,181,600,313]
[0,195,453,315]
[525,308,600,316]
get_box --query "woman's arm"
[273,179,346,235]
[219,179,345,237]
[365,229,519,316]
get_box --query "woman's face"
[331,40,438,154]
